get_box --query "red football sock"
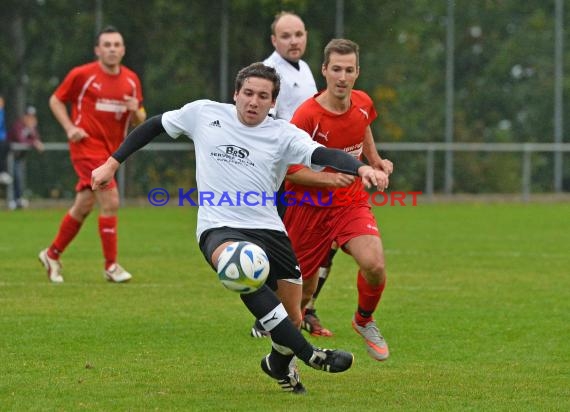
[48,213,83,259]
[354,270,386,326]
[98,215,117,270]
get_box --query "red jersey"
[286,90,377,207]
[54,61,143,160]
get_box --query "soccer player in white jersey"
[91,62,389,394]
[253,11,337,338]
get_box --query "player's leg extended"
[284,205,332,314]
[95,187,131,283]
[250,275,305,338]
[298,245,336,337]
[63,189,96,247]
[306,244,338,311]
[276,279,303,327]
[302,244,337,337]
[39,189,95,283]
[344,234,389,361]
[240,285,353,372]
[263,279,305,393]
[346,234,386,288]
[210,242,354,393]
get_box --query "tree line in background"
[0,0,568,196]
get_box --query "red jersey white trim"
[286,90,378,207]
[54,61,143,160]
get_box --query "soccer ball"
[217,241,270,293]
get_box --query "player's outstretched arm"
[112,115,165,163]
[286,167,355,188]
[91,115,165,190]
[310,147,388,191]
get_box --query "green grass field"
[1,202,569,411]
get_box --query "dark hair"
[323,38,360,67]
[95,25,121,46]
[270,11,302,35]
[235,63,281,100]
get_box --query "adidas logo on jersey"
[209,120,221,128]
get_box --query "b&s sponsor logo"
[210,145,255,167]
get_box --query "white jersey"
[264,51,317,121]
[161,100,323,241]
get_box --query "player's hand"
[370,158,394,176]
[357,165,389,191]
[66,125,88,142]
[381,158,394,175]
[328,172,356,188]
[91,157,120,191]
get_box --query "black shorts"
[199,227,302,291]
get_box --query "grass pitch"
[1,202,569,411]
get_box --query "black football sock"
[357,305,374,319]
[268,347,294,376]
[310,247,337,304]
[325,247,338,267]
[312,271,329,301]
[241,285,314,363]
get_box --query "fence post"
[426,145,435,201]
[522,144,531,202]
[5,150,15,207]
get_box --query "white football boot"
[104,263,132,283]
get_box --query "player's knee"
[362,259,386,276]
[371,259,386,276]
[100,198,120,214]
[70,201,94,220]
[288,308,302,329]
[362,260,386,283]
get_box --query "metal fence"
[379,142,570,201]
[4,142,569,207]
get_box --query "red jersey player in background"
[284,39,393,361]
[39,26,146,283]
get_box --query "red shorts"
[72,158,117,192]
[283,203,380,280]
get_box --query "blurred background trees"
[0,0,568,198]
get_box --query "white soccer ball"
[217,241,270,294]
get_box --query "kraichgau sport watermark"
[147,188,422,207]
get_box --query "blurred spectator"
[7,105,44,209]
[0,95,13,185]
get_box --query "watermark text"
[147,188,422,207]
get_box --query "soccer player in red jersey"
[284,39,394,361]
[38,26,146,283]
